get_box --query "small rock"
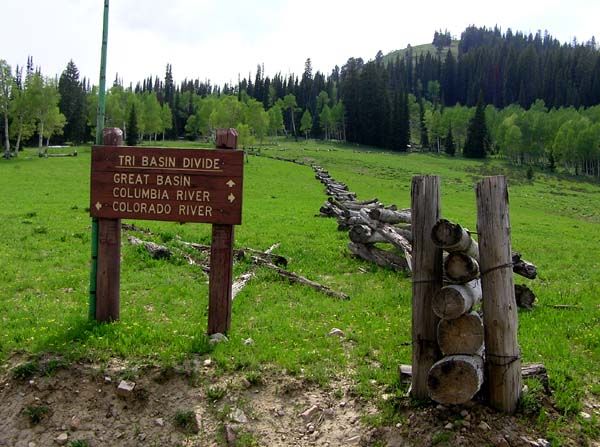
[323,408,335,419]
[116,380,135,397]
[28,443,37,447]
[54,433,68,445]
[328,328,345,337]
[203,358,212,367]
[395,422,402,428]
[478,421,491,430]
[444,423,454,430]
[104,376,111,384]
[243,338,254,345]
[300,405,320,421]
[536,439,551,447]
[579,411,592,420]
[492,437,510,447]
[224,424,238,445]
[306,423,315,433]
[155,418,164,427]
[346,435,361,443]
[138,433,146,441]
[339,401,347,408]
[240,378,252,389]
[69,416,81,430]
[460,409,469,418]
[276,408,285,417]
[436,404,446,411]
[209,333,229,344]
[229,408,248,424]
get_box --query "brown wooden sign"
[90,146,244,225]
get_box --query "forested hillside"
[1,26,599,177]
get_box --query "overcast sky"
[2,0,599,87]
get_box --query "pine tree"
[419,98,429,149]
[126,104,138,146]
[463,93,489,158]
[58,60,87,143]
[445,126,456,156]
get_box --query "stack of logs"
[426,219,537,405]
[314,165,413,272]
[314,165,537,309]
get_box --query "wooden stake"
[95,128,123,322]
[410,176,443,399]
[208,129,238,335]
[476,175,521,413]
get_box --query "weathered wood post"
[95,127,123,322]
[410,175,443,399]
[476,175,521,413]
[208,128,238,335]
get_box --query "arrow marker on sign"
[95,202,102,210]
[228,193,236,203]
[226,179,235,188]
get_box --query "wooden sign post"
[90,128,243,334]
[95,128,123,322]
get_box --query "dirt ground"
[0,355,597,447]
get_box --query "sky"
[2,0,599,87]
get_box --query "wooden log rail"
[313,166,537,296]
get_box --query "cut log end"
[431,219,464,248]
[437,312,484,356]
[445,252,480,283]
[432,280,482,320]
[427,355,484,405]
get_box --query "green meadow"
[0,140,599,435]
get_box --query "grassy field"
[0,140,598,442]
[383,40,460,65]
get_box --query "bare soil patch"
[0,356,596,446]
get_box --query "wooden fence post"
[207,128,238,335]
[476,175,521,413]
[95,127,123,322]
[410,175,443,399]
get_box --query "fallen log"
[327,197,381,211]
[127,236,172,259]
[348,242,409,271]
[515,284,536,309]
[358,209,413,270]
[400,362,550,394]
[176,240,287,267]
[512,252,537,279]
[431,219,479,259]
[437,311,485,356]
[432,280,482,320]
[369,208,411,224]
[427,354,484,405]
[232,243,280,300]
[444,252,480,283]
[349,225,388,244]
[253,257,350,300]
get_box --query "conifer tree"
[445,126,456,156]
[419,98,429,149]
[464,93,490,158]
[126,105,138,146]
[58,60,86,143]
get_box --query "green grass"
[383,40,460,65]
[1,140,599,440]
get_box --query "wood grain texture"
[410,175,443,399]
[476,175,521,413]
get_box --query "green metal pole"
[90,0,110,320]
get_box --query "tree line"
[1,25,599,177]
